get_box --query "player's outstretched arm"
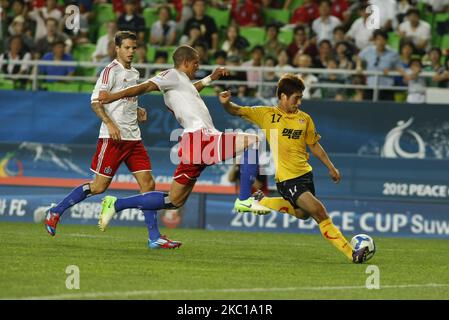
[218,90,244,116]
[194,67,229,92]
[98,81,159,104]
[308,142,341,184]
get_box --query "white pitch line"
[4,283,449,300]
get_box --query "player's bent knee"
[294,210,311,220]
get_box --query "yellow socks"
[318,218,353,260]
[260,197,296,215]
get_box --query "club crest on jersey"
[104,166,112,175]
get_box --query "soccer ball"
[350,234,376,261]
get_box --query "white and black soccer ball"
[350,234,376,261]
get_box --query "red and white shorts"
[90,138,151,178]
[174,129,238,185]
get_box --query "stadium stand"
[0,0,448,99]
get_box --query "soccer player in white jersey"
[44,31,180,249]
[96,45,269,239]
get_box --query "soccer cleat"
[148,235,182,249]
[233,197,271,215]
[98,196,117,232]
[44,206,60,236]
[352,247,369,264]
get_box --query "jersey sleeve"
[305,115,321,145]
[239,106,269,128]
[147,69,178,92]
[91,66,116,102]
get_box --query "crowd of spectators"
[0,0,449,102]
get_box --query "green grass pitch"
[1,222,448,300]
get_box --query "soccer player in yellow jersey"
[218,74,369,263]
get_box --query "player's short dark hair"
[276,74,305,99]
[114,31,137,47]
[173,45,198,67]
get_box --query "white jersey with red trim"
[91,59,141,140]
[148,69,217,133]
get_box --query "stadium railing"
[0,59,444,102]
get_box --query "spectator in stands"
[210,0,232,9]
[5,15,35,53]
[214,50,227,65]
[335,40,354,79]
[39,40,75,82]
[264,23,286,58]
[394,40,415,88]
[183,0,218,52]
[92,21,117,62]
[346,3,374,51]
[96,40,116,76]
[431,54,449,88]
[150,50,169,75]
[258,56,279,99]
[117,0,146,44]
[313,39,333,68]
[5,0,30,29]
[0,35,31,89]
[194,41,210,79]
[221,24,249,58]
[368,0,396,31]
[312,0,341,43]
[331,0,350,24]
[222,54,247,97]
[319,58,345,100]
[150,4,177,47]
[175,0,193,33]
[113,0,141,14]
[230,0,263,27]
[290,0,319,25]
[35,17,72,58]
[242,45,264,95]
[398,8,431,55]
[179,24,206,47]
[425,48,445,87]
[135,43,149,77]
[286,25,317,62]
[356,29,404,101]
[28,0,62,41]
[275,49,294,78]
[350,75,365,101]
[332,25,345,45]
[293,53,321,99]
[423,0,449,13]
[396,0,414,25]
[403,57,426,104]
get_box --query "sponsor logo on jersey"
[282,129,302,139]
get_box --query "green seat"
[289,0,304,9]
[94,4,116,26]
[156,46,176,64]
[143,7,159,28]
[79,82,96,93]
[279,28,293,45]
[98,22,108,39]
[264,9,290,24]
[200,87,216,96]
[387,32,400,51]
[240,27,266,49]
[0,77,15,90]
[146,45,156,62]
[205,7,230,30]
[441,35,449,51]
[73,43,97,76]
[42,82,80,93]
